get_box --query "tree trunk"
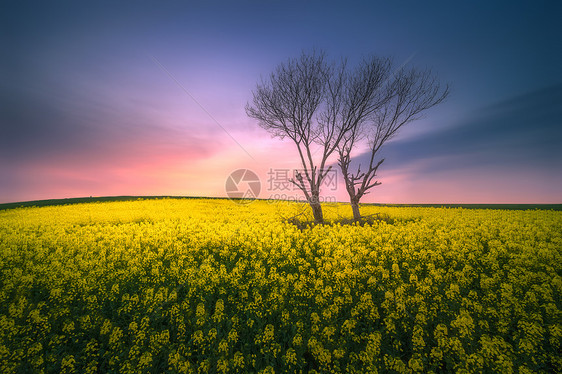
[351,199,361,221]
[310,201,324,224]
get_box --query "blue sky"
[1,0,561,203]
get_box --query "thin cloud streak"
[149,55,255,161]
[381,84,562,171]
[346,84,562,203]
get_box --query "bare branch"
[247,51,448,223]
[246,50,351,223]
[334,57,449,219]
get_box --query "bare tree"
[246,51,350,224]
[247,51,448,223]
[337,63,449,220]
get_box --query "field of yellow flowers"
[0,198,560,373]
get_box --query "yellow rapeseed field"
[0,198,560,373]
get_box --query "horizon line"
[1,195,561,211]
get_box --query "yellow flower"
[233,351,245,368]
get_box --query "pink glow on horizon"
[3,138,560,204]
[2,121,560,205]
[369,161,561,204]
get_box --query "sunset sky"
[2,0,561,204]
